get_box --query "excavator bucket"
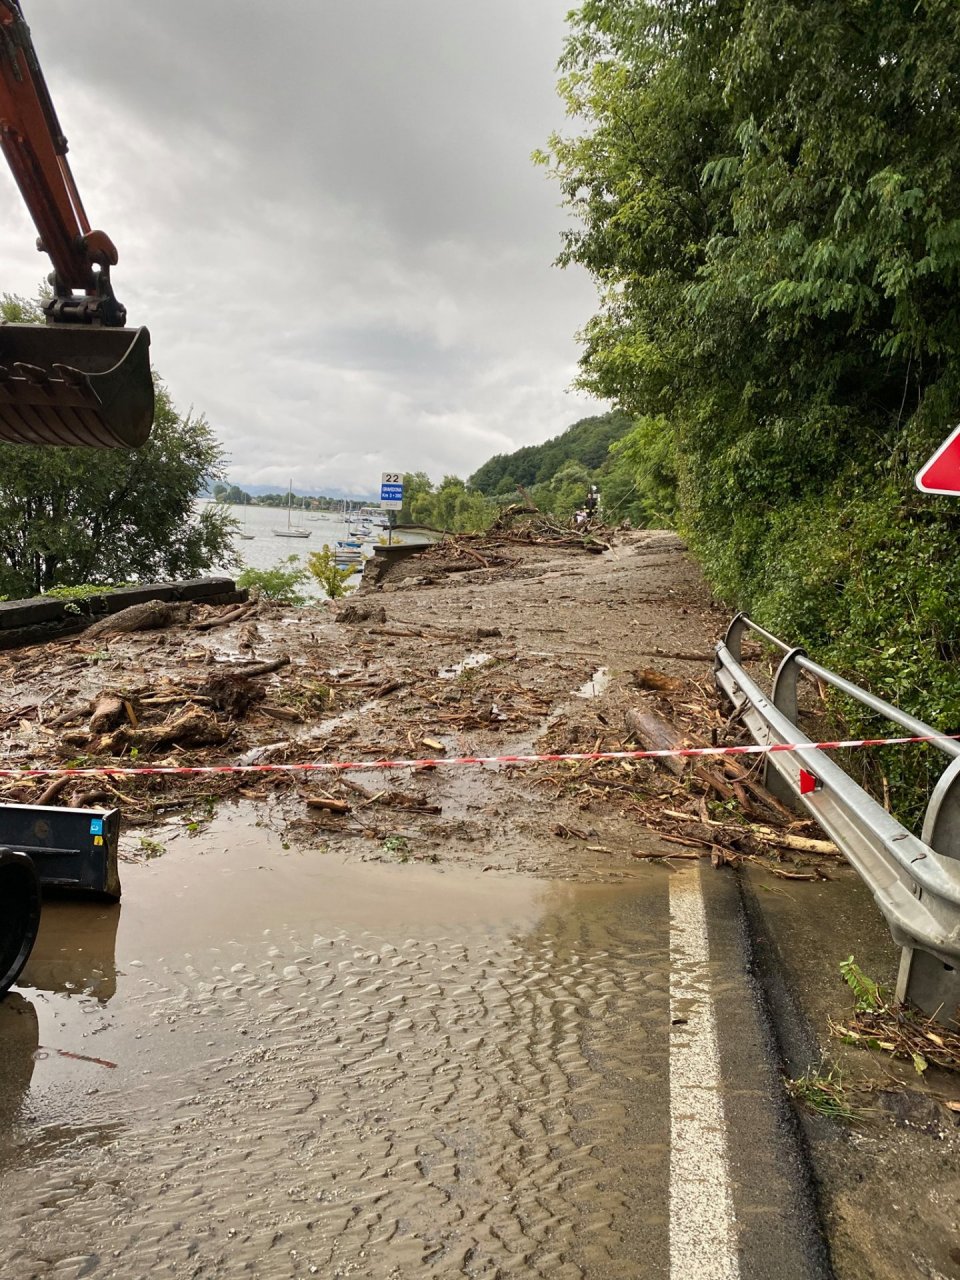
[0,324,153,448]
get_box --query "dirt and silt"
[0,528,958,1278]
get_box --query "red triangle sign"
[916,423,960,495]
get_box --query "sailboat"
[273,480,311,539]
[238,493,255,539]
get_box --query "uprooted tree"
[0,292,235,598]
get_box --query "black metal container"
[0,803,120,900]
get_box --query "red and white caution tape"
[0,731,957,780]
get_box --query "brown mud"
[0,528,958,1278]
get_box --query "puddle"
[574,666,611,699]
[0,806,673,1278]
[438,651,492,679]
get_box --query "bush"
[236,556,309,604]
[305,547,355,599]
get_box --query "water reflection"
[0,994,38,1135]
[19,900,120,1002]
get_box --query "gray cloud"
[0,1,604,493]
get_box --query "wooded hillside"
[469,412,633,494]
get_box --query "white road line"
[669,863,740,1280]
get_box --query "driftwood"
[85,600,190,639]
[305,795,351,814]
[47,704,88,729]
[89,693,126,734]
[661,809,838,856]
[96,704,229,754]
[260,704,304,723]
[625,705,735,801]
[189,603,256,632]
[215,654,291,679]
[369,625,424,639]
[625,703,792,823]
[632,669,684,693]
[35,774,72,806]
[373,679,403,697]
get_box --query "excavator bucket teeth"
[0,324,154,448]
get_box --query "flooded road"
[1,810,679,1279]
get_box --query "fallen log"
[216,654,291,679]
[189,603,257,632]
[661,808,839,856]
[85,600,190,639]
[624,705,735,801]
[260,704,305,723]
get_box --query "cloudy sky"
[0,1,604,496]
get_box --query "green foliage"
[236,555,309,604]
[542,0,960,806]
[44,582,131,600]
[786,1064,863,1123]
[839,956,883,1013]
[0,299,235,597]
[306,546,355,599]
[401,472,494,532]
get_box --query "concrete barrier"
[0,577,246,650]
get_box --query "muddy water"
[1,809,672,1279]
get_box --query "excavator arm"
[0,0,154,446]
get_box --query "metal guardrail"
[716,614,960,1022]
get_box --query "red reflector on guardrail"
[799,768,820,795]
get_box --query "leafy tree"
[0,295,235,596]
[399,471,434,523]
[409,474,493,532]
[530,460,593,521]
[215,484,252,505]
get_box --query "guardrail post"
[722,613,748,665]
[897,757,960,1019]
[762,648,807,813]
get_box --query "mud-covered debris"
[199,674,263,719]
[236,620,261,651]
[336,602,388,625]
[632,668,684,693]
[217,654,291,679]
